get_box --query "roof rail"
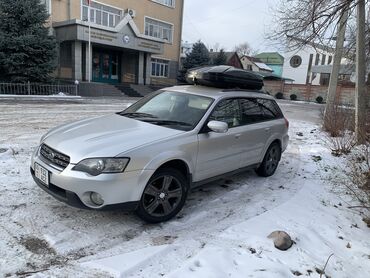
[221,88,268,94]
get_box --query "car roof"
[161,85,275,101]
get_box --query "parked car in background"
[31,84,289,223]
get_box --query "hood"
[42,114,184,163]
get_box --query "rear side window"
[239,98,282,125]
[239,99,264,124]
[257,99,283,119]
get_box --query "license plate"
[34,163,49,187]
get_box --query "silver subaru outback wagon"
[31,85,289,223]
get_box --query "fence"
[263,80,370,106]
[0,82,78,96]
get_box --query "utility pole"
[324,4,349,121]
[355,0,366,144]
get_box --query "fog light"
[90,192,104,206]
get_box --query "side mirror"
[207,121,228,133]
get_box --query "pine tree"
[0,0,58,83]
[212,49,227,65]
[183,41,210,70]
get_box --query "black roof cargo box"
[186,66,264,90]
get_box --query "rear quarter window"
[257,98,283,119]
[239,98,283,125]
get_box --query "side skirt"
[191,163,260,189]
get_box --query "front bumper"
[30,168,139,211]
[30,147,154,210]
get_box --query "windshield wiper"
[117,112,158,119]
[142,119,193,127]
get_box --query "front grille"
[40,144,70,170]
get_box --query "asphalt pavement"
[0,95,323,124]
[277,99,323,124]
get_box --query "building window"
[152,0,175,8]
[246,65,253,71]
[320,73,331,86]
[82,0,122,28]
[290,55,302,68]
[328,56,333,65]
[145,17,173,42]
[321,54,326,65]
[151,58,169,77]
[40,0,51,14]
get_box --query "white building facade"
[281,44,350,85]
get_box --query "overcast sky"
[182,0,280,53]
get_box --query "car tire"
[136,168,188,223]
[256,142,281,177]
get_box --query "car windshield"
[118,91,214,131]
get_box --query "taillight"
[284,117,289,129]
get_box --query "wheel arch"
[155,159,192,186]
[260,137,282,163]
[269,139,282,159]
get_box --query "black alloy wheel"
[256,143,281,177]
[136,168,188,223]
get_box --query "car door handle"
[264,128,271,132]
[235,134,241,139]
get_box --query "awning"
[53,16,164,55]
[311,65,354,75]
[254,71,295,82]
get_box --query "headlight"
[72,158,130,176]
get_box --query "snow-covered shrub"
[290,94,297,101]
[322,104,354,137]
[316,96,324,103]
[347,142,370,216]
[325,131,356,156]
[275,92,284,99]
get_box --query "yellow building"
[43,0,184,86]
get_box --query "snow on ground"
[0,98,369,277]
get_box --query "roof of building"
[241,56,262,63]
[254,52,284,65]
[256,71,295,82]
[254,62,273,72]
[241,56,273,72]
[209,51,243,68]
[209,51,237,61]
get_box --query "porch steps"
[79,82,125,97]
[130,85,155,97]
[114,83,155,97]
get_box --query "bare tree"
[271,0,369,143]
[211,42,221,52]
[355,0,367,144]
[325,3,349,128]
[270,0,362,49]
[234,42,253,56]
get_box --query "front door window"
[92,53,100,80]
[111,54,119,81]
[92,51,120,83]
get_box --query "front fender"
[143,150,195,175]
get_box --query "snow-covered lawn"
[0,99,369,277]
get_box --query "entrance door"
[92,51,120,83]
